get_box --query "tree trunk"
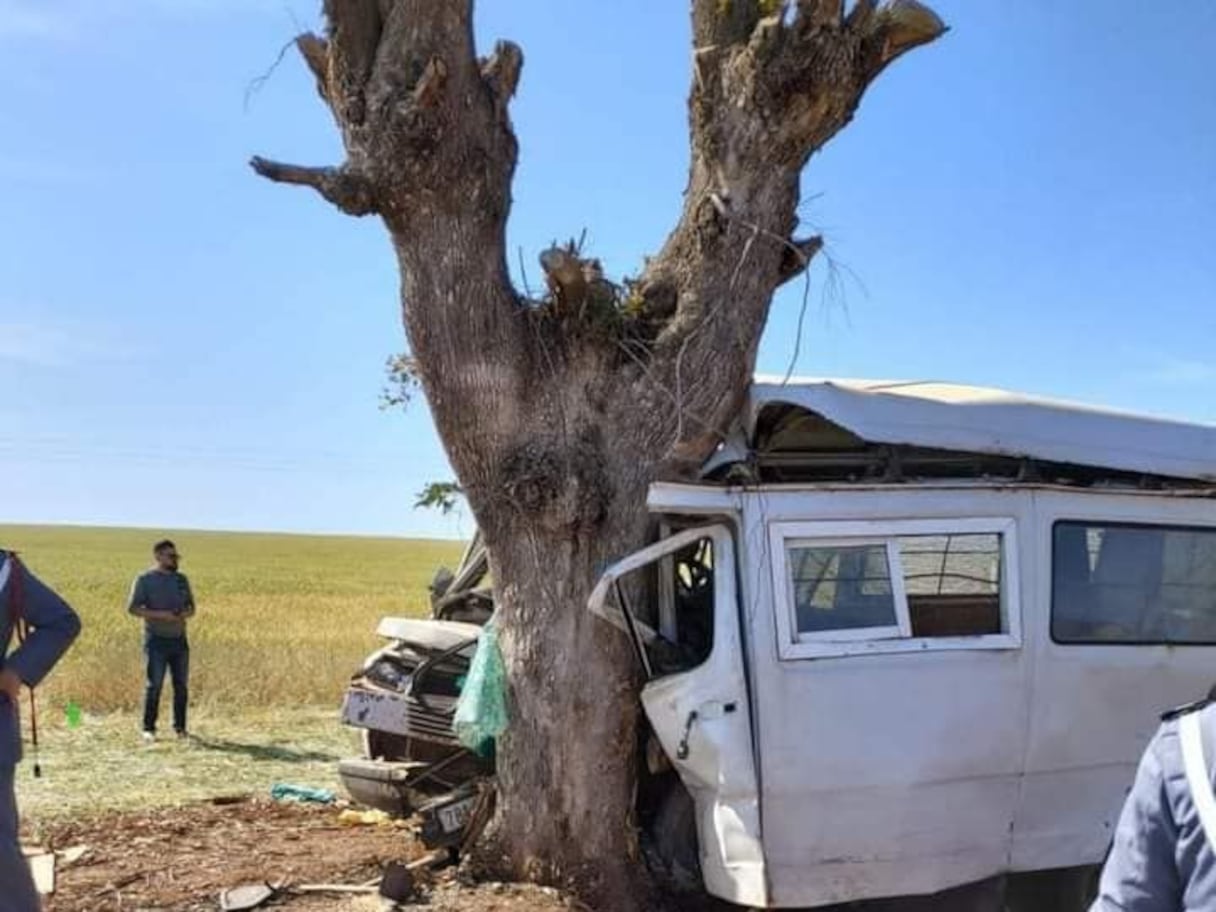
[455,384,658,903]
[488,508,650,903]
[252,2,945,907]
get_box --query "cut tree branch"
[777,235,825,286]
[481,40,524,115]
[798,0,844,27]
[864,0,948,75]
[296,33,330,102]
[630,0,944,467]
[254,0,530,473]
[322,0,382,126]
[248,157,378,216]
[847,0,879,30]
[692,0,764,48]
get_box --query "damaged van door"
[588,525,767,908]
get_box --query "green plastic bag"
[453,618,507,756]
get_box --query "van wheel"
[646,783,701,894]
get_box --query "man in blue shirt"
[1091,698,1216,911]
[0,549,82,912]
[128,540,195,740]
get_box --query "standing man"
[1,549,82,912]
[128,540,194,741]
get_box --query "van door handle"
[676,701,737,760]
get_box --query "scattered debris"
[417,878,583,912]
[219,881,280,911]
[208,794,250,807]
[22,846,55,894]
[293,882,378,894]
[270,783,336,804]
[458,782,496,855]
[379,861,417,903]
[35,798,409,911]
[28,795,588,911]
[57,844,91,866]
[337,807,395,827]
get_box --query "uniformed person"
[1091,695,1216,911]
[0,550,81,912]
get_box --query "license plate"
[341,688,411,736]
[436,796,476,833]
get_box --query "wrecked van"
[338,534,493,846]
[348,378,1216,908]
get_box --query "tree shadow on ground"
[189,736,338,764]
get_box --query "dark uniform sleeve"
[4,557,82,688]
[1091,726,1183,912]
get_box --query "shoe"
[141,731,156,742]
[174,730,188,740]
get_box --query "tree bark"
[485,505,651,903]
[252,2,944,907]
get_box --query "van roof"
[748,377,1216,483]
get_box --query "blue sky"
[1,1,1213,538]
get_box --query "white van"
[588,378,1216,908]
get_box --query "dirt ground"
[25,794,1023,912]
[32,797,576,912]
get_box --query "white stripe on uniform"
[1180,710,1216,857]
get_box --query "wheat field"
[0,525,464,714]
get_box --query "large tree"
[254,1,944,906]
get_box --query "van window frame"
[769,517,1021,660]
[779,537,910,642]
[1050,518,1216,647]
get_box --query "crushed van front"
[587,524,768,908]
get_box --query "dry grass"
[1,525,464,713]
[17,706,360,826]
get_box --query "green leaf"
[414,481,463,514]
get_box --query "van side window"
[902,534,1002,637]
[789,533,1002,640]
[773,520,1015,656]
[1052,521,1216,644]
[790,543,899,636]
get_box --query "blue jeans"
[0,762,39,911]
[143,636,189,734]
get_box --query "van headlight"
[366,659,410,692]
